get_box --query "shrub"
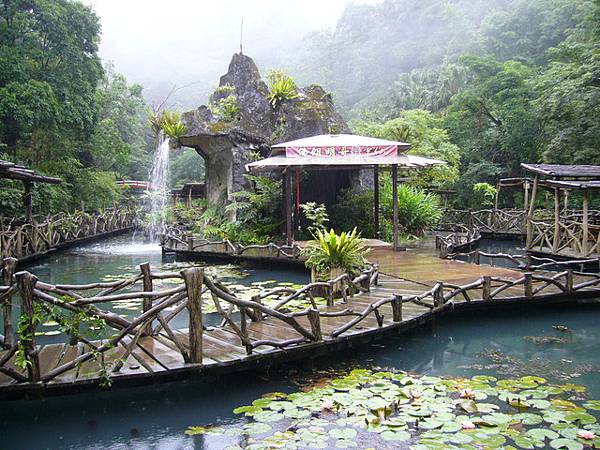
[267,70,300,108]
[382,182,442,237]
[300,202,329,234]
[149,110,186,139]
[301,228,369,279]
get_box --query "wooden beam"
[181,267,204,364]
[526,175,538,248]
[392,164,399,251]
[373,166,379,238]
[23,181,33,223]
[284,169,293,245]
[523,180,529,211]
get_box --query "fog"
[84,0,375,110]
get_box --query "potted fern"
[301,228,370,293]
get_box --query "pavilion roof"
[246,153,445,171]
[270,134,411,156]
[0,160,62,184]
[521,163,600,179]
[540,179,600,190]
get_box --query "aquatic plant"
[302,228,369,279]
[267,69,300,108]
[185,368,600,450]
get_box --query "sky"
[83,0,374,110]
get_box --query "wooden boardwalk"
[1,246,600,399]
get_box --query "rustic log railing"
[444,248,600,272]
[0,208,140,260]
[0,257,380,384]
[529,217,600,258]
[438,208,527,236]
[161,228,303,259]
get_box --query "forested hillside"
[288,0,600,205]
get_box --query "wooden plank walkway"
[1,246,599,398]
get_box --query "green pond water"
[1,234,600,449]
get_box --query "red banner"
[285,145,397,158]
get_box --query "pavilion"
[520,163,600,259]
[246,134,445,250]
[0,160,62,222]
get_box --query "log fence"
[2,248,600,389]
[0,208,140,260]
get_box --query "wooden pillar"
[181,267,204,364]
[2,257,17,348]
[15,271,40,381]
[563,189,569,212]
[392,164,399,251]
[523,181,529,211]
[552,187,561,253]
[140,262,153,335]
[582,190,589,256]
[373,166,380,239]
[494,183,500,210]
[526,175,539,248]
[23,181,33,223]
[284,169,293,245]
[391,295,403,322]
[307,308,322,341]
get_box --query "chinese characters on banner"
[285,145,397,158]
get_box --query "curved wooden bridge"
[1,245,600,399]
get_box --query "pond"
[12,232,309,343]
[1,300,600,449]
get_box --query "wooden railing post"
[327,282,334,307]
[240,307,252,354]
[2,257,17,348]
[433,283,444,307]
[140,262,153,335]
[391,295,403,322]
[482,276,491,301]
[181,267,204,364]
[474,249,480,265]
[15,271,40,381]
[307,308,322,341]
[524,273,533,299]
[566,269,574,294]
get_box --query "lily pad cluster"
[186,369,600,449]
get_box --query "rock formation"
[180,53,359,210]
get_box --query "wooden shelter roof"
[0,160,62,184]
[521,163,600,179]
[270,134,411,156]
[540,179,600,190]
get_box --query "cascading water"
[147,132,171,241]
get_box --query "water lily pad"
[549,438,583,449]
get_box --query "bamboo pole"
[2,257,17,347]
[181,267,204,364]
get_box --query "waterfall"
[147,132,171,241]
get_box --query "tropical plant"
[300,202,329,233]
[149,110,187,139]
[301,228,369,279]
[266,70,300,108]
[209,84,241,121]
[381,182,442,237]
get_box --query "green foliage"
[301,228,369,279]
[267,70,300,108]
[330,188,377,239]
[169,148,205,187]
[354,110,460,187]
[383,183,442,237]
[150,110,186,140]
[473,182,498,207]
[209,84,240,121]
[300,202,329,234]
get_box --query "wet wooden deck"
[1,246,599,398]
